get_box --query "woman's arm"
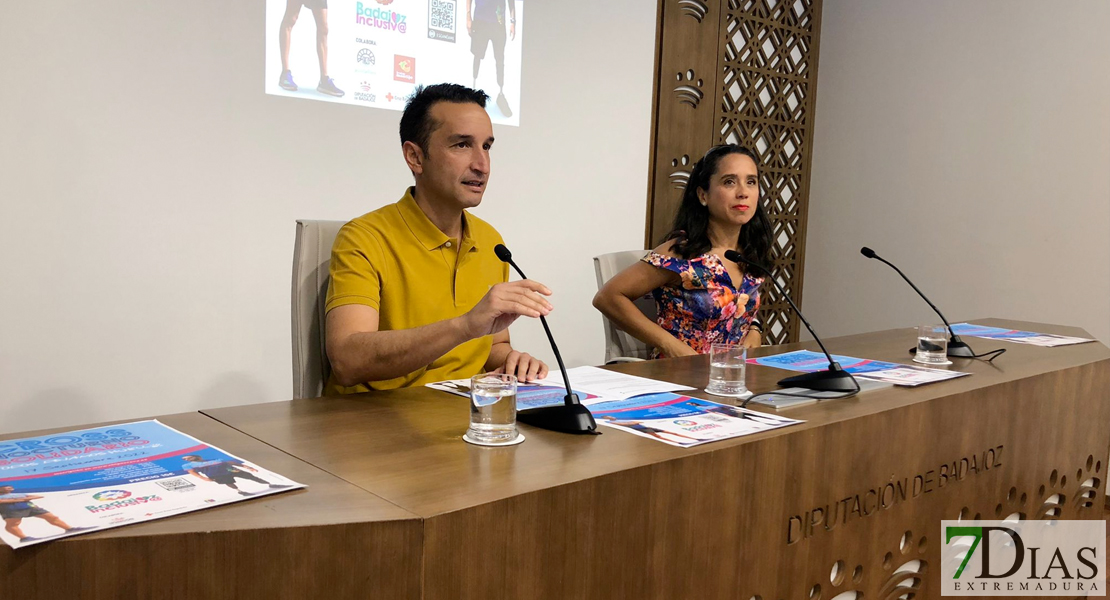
[740,290,766,349]
[592,251,698,358]
[740,324,762,349]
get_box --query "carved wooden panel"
[647,0,824,344]
[646,0,721,249]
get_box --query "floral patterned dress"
[642,251,764,358]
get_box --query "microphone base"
[517,395,598,435]
[778,369,859,392]
[946,339,976,358]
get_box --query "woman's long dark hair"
[663,144,772,268]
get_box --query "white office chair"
[291,219,347,399]
[593,250,657,363]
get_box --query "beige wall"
[0,1,657,433]
[804,0,1110,344]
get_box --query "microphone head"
[493,244,512,263]
[860,247,877,259]
[724,250,771,276]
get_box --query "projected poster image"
[265,0,523,125]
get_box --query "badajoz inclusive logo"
[941,521,1105,596]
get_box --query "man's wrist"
[453,313,479,341]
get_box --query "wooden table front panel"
[421,360,1109,600]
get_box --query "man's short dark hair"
[399,83,489,151]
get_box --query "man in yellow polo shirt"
[324,83,551,394]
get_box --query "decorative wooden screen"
[646,0,823,344]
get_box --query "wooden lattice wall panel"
[648,0,823,344]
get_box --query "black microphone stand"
[860,247,977,358]
[724,250,859,392]
[494,245,597,434]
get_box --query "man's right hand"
[462,280,553,338]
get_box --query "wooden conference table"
[3,319,1108,599]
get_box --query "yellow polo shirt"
[324,188,509,394]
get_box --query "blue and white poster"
[748,350,968,386]
[950,323,1094,347]
[749,350,907,374]
[591,393,801,448]
[427,379,600,409]
[0,420,302,549]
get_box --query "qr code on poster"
[155,477,196,491]
[430,0,455,31]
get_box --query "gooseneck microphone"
[493,244,597,434]
[859,246,1000,360]
[724,250,859,392]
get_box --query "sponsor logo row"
[359,48,415,81]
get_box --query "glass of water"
[914,324,951,364]
[465,373,520,445]
[705,343,750,397]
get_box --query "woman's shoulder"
[643,241,715,290]
[651,239,681,258]
[643,240,692,271]
[647,240,713,262]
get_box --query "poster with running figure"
[265,0,524,125]
[0,420,303,549]
[591,393,801,448]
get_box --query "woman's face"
[697,153,760,228]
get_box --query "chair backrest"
[593,250,657,362]
[291,219,347,399]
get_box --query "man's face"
[412,101,494,211]
[0,486,13,494]
[184,456,200,462]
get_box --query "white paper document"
[427,365,695,407]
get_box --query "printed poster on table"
[591,393,801,448]
[0,420,303,549]
[427,379,600,410]
[427,365,695,408]
[949,323,1094,347]
[749,350,969,386]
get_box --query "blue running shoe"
[278,70,297,91]
[317,77,345,97]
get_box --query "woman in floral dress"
[593,144,772,358]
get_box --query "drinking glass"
[705,343,749,397]
[466,373,519,445]
[914,325,950,364]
